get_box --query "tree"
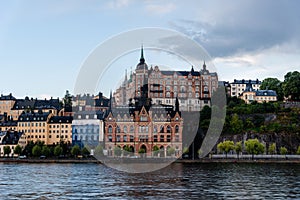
[54,145,63,157]
[279,147,288,155]
[32,145,42,157]
[94,145,104,157]
[260,78,283,101]
[282,71,300,101]
[71,145,81,157]
[41,146,50,157]
[82,147,90,156]
[230,114,243,134]
[245,139,265,160]
[3,146,11,157]
[217,140,234,158]
[14,145,22,156]
[235,142,242,159]
[296,146,300,155]
[167,147,175,156]
[63,90,72,108]
[268,143,276,155]
[114,146,122,157]
[152,145,159,156]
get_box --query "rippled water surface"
[0,162,299,199]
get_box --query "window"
[130,135,134,142]
[130,125,134,133]
[108,135,112,142]
[167,126,171,133]
[175,125,179,133]
[108,125,113,133]
[116,126,121,133]
[154,135,158,142]
[123,135,127,142]
[123,126,127,133]
[160,135,164,142]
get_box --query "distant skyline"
[1,0,299,99]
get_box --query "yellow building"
[48,116,73,145]
[240,84,277,104]
[0,94,18,120]
[230,79,261,97]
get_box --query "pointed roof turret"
[136,45,148,70]
[140,45,145,64]
[175,96,179,112]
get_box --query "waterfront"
[0,163,299,199]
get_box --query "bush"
[54,145,63,157]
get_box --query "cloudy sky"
[1,0,299,98]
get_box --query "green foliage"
[138,148,146,154]
[235,142,242,154]
[94,145,104,156]
[114,146,122,156]
[245,139,265,159]
[71,145,80,156]
[260,77,284,101]
[3,146,11,157]
[279,147,288,155]
[282,71,300,101]
[230,114,243,134]
[183,146,189,154]
[217,140,235,158]
[81,147,90,156]
[14,145,22,156]
[297,146,300,155]
[268,143,276,155]
[153,145,159,156]
[41,146,50,157]
[167,147,175,156]
[63,90,72,108]
[54,145,63,156]
[32,145,42,157]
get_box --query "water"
[0,162,299,199]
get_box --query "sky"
[0,0,299,99]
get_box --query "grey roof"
[0,93,16,101]
[0,131,24,145]
[255,90,277,96]
[231,79,261,84]
[48,116,73,124]
[18,112,51,122]
[12,98,61,110]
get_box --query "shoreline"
[1,158,299,164]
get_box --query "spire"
[191,66,194,73]
[203,61,207,70]
[175,96,179,112]
[124,69,127,81]
[140,45,145,64]
[109,90,112,111]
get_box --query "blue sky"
[1,0,299,98]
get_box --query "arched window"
[130,125,134,133]
[108,125,113,133]
[160,126,164,133]
[175,125,179,133]
[116,126,121,133]
[123,126,127,133]
[167,125,171,133]
[166,92,171,98]
[153,125,158,133]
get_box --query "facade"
[0,94,17,120]
[114,47,218,111]
[0,130,24,157]
[72,110,105,148]
[240,84,277,104]
[104,96,183,158]
[48,116,73,145]
[230,79,261,97]
[17,111,53,145]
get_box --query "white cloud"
[214,42,300,82]
[145,3,176,15]
[107,0,131,9]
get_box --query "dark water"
[0,162,299,199]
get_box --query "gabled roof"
[12,98,61,110]
[0,131,23,145]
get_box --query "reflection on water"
[0,163,299,199]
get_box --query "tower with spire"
[135,45,148,97]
